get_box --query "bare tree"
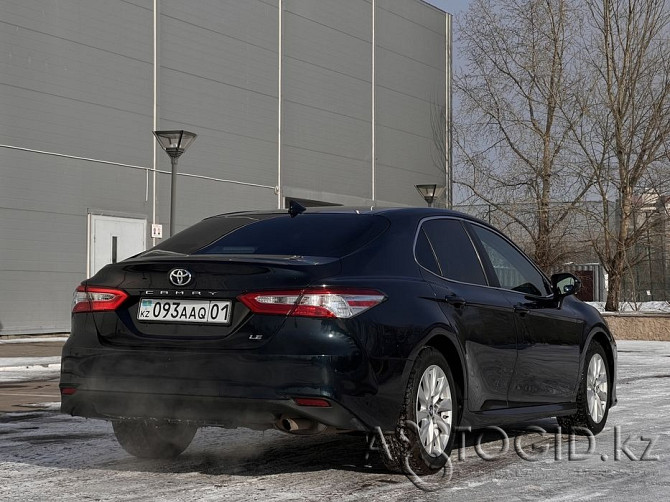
[569,0,670,310]
[454,0,593,271]
[430,101,450,208]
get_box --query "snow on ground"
[0,357,60,368]
[0,341,668,501]
[0,337,69,344]
[0,337,64,383]
[0,357,60,383]
[17,401,61,411]
[587,301,670,313]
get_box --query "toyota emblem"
[169,268,192,287]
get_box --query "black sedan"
[60,206,617,475]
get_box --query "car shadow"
[98,417,568,477]
[3,412,578,478]
[101,430,392,476]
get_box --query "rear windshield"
[147,215,277,255]
[197,213,389,257]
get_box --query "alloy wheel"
[415,364,453,457]
[586,353,608,423]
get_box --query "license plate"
[137,299,233,324]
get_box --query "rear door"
[416,218,518,411]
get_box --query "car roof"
[206,206,486,224]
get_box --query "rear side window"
[419,219,487,285]
[415,228,441,276]
[197,214,389,258]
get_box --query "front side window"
[471,225,550,296]
[418,219,487,286]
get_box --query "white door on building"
[89,215,146,277]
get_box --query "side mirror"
[551,273,581,298]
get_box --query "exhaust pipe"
[282,417,313,432]
[275,415,327,435]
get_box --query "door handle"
[514,305,530,317]
[445,295,467,309]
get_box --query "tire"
[382,347,458,475]
[112,420,197,459]
[557,342,610,435]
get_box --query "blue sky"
[424,0,469,69]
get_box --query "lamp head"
[153,130,197,159]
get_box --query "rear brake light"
[238,288,385,319]
[72,285,128,313]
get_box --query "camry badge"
[168,268,192,287]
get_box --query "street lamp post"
[415,184,446,208]
[153,130,197,237]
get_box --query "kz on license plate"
[137,299,232,324]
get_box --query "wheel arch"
[414,328,467,419]
[582,324,618,407]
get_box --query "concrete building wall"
[0,0,449,334]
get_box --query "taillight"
[72,285,128,313]
[238,288,385,319]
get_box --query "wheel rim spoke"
[429,368,437,396]
[420,421,431,447]
[433,376,445,404]
[426,421,435,454]
[591,396,600,422]
[416,408,429,423]
[422,378,432,404]
[418,389,430,410]
[434,415,451,437]
[437,397,452,414]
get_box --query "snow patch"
[0,357,61,368]
[586,301,670,313]
[0,357,61,383]
[0,337,69,344]
[20,402,61,411]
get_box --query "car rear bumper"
[60,389,366,430]
[59,345,401,431]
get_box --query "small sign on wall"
[151,224,163,239]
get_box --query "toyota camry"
[60,206,617,474]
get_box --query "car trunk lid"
[84,254,341,349]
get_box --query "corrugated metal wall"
[282,0,373,201]
[0,1,155,334]
[157,0,279,224]
[0,0,449,334]
[375,0,447,204]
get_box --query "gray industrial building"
[0,0,451,335]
